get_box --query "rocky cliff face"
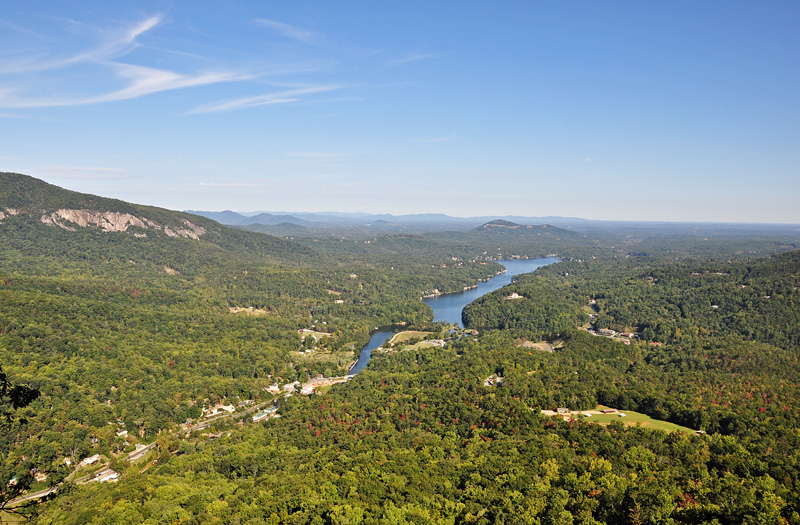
[39,209,206,239]
[0,208,19,223]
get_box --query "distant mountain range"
[185,209,591,231]
[185,210,312,227]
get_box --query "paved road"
[127,443,156,462]
[6,485,58,506]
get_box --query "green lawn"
[589,411,695,433]
[547,406,697,434]
[388,330,433,345]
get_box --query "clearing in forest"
[541,405,696,434]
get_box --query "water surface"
[422,257,559,326]
[350,257,558,374]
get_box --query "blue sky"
[2,2,798,223]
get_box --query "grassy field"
[290,349,356,368]
[388,331,433,346]
[543,406,697,434]
[299,329,331,340]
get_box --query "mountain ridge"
[0,172,317,267]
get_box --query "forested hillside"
[3,173,800,523]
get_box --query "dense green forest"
[3,173,800,523]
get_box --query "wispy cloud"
[188,85,345,114]
[389,53,437,66]
[33,164,134,180]
[0,14,255,109]
[254,18,324,45]
[0,64,250,108]
[0,14,164,75]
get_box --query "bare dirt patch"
[229,306,270,316]
[516,339,554,352]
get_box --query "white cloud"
[389,53,437,66]
[0,14,164,75]
[0,14,257,109]
[0,64,250,108]
[188,85,344,114]
[254,18,324,45]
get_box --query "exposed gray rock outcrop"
[39,209,206,239]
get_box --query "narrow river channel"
[348,257,558,374]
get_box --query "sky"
[1,2,799,223]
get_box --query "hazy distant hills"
[0,172,316,269]
[474,219,578,235]
[187,208,592,234]
[185,210,311,227]
[187,209,800,238]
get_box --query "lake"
[349,256,558,374]
[422,257,560,326]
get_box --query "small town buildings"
[556,408,570,414]
[96,469,119,483]
[204,404,235,418]
[81,454,101,466]
[253,406,279,422]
